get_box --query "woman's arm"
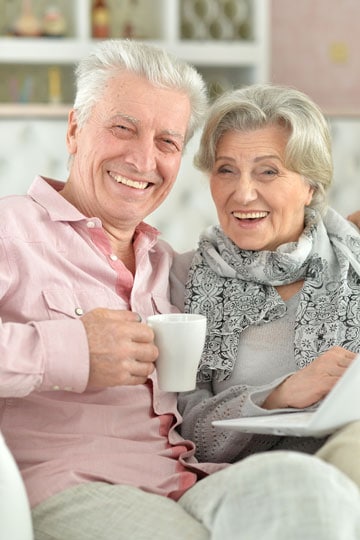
[178,378,290,463]
[178,346,355,463]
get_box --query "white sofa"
[0,431,34,539]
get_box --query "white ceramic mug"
[147,313,207,392]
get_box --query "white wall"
[0,117,359,252]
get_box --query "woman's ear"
[66,109,78,154]
[305,185,315,206]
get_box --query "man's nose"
[125,137,157,173]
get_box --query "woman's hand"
[263,346,357,410]
[347,211,360,229]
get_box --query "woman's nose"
[233,176,257,204]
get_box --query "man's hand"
[81,308,158,388]
[263,346,356,410]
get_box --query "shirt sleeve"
[0,318,89,397]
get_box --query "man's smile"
[109,171,150,190]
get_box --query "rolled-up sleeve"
[0,318,89,397]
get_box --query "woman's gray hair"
[194,83,333,214]
[73,39,208,145]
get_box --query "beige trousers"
[32,450,360,540]
[317,419,360,488]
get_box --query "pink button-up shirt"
[0,176,223,508]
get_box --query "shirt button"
[86,221,95,228]
[109,254,118,261]
[75,307,84,316]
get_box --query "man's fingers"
[94,308,142,323]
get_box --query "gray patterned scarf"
[184,208,360,382]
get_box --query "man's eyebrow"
[162,129,185,143]
[110,113,139,125]
[109,115,185,142]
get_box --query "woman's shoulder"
[172,250,196,280]
[170,250,196,310]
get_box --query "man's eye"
[160,139,181,152]
[110,124,133,137]
[163,139,174,147]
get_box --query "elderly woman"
[172,83,360,486]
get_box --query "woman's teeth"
[233,211,268,219]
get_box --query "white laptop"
[212,354,360,438]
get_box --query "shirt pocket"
[42,288,119,320]
[150,294,180,316]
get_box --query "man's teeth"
[233,211,268,219]
[110,173,149,190]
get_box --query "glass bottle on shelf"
[48,67,62,104]
[91,0,111,39]
[122,0,145,39]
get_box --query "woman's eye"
[217,165,233,174]
[261,168,277,177]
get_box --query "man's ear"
[66,109,79,154]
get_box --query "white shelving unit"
[0,0,269,117]
[0,0,270,250]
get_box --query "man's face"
[65,71,191,234]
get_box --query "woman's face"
[210,124,314,251]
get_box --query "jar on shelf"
[42,6,67,38]
[13,0,42,37]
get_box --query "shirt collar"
[28,175,161,245]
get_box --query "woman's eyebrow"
[254,154,281,162]
[214,154,281,162]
